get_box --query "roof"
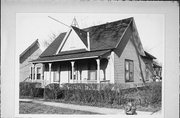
[32,49,110,63]
[33,17,143,63]
[40,17,132,58]
[20,39,40,57]
[153,61,162,68]
[20,39,41,63]
[72,26,88,47]
[142,51,156,59]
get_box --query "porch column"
[29,66,32,81]
[96,59,100,83]
[71,61,75,82]
[34,66,37,81]
[49,63,52,83]
[32,64,36,82]
[41,64,44,80]
[58,65,61,86]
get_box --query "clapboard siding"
[114,36,145,84]
[20,47,42,82]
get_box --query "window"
[125,59,134,82]
[53,71,60,82]
[36,67,41,80]
[30,67,33,80]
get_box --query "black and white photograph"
[1,1,179,118]
[17,13,163,115]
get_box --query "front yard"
[20,82,162,114]
[19,101,99,114]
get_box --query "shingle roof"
[40,32,66,57]
[20,39,41,63]
[142,51,156,59]
[20,39,40,57]
[32,49,110,63]
[34,17,134,63]
[40,17,132,57]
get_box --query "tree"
[43,33,57,48]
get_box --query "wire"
[48,16,71,28]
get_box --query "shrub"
[19,82,43,98]
[44,83,63,100]
[25,82,161,108]
[60,82,161,107]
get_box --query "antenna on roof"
[71,17,79,28]
[48,16,71,28]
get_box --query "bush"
[59,82,161,107]
[19,82,44,98]
[20,82,161,108]
[44,83,64,100]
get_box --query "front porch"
[31,57,113,86]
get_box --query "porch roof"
[31,49,111,63]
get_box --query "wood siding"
[114,37,146,84]
[20,48,42,82]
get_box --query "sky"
[16,13,164,63]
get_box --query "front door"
[60,63,70,84]
[88,60,97,81]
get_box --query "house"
[141,51,157,81]
[31,17,155,87]
[19,39,42,82]
[153,61,162,81]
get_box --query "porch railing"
[71,80,97,84]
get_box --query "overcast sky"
[16,13,164,63]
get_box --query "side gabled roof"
[144,51,156,59]
[20,39,40,57]
[39,17,133,58]
[20,39,41,63]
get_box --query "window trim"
[36,67,41,80]
[124,59,134,82]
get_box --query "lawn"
[19,101,99,114]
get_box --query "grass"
[19,101,99,114]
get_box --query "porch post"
[29,66,32,81]
[96,59,100,83]
[41,64,44,80]
[58,65,61,86]
[49,63,52,83]
[32,64,36,82]
[34,66,37,81]
[71,61,75,82]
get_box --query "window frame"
[36,67,41,80]
[124,59,134,82]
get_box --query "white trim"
[55,28,72,54]
[87,32,90,51]
[110,51,115,83]
[33,56,99,63]
[96,59,100,83]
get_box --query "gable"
[61,28,88,52]
[114,18,145,57]
[20,40,41,63]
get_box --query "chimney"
[87,32,90,51]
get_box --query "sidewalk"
[20,99,158,115]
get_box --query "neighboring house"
[31,17,157,87]
[141,51,157,82]
[19,39,42,82]
[153,61,162,81]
